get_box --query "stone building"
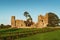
[11,16,26,28]
[11,16,35,28]
[37,13,48,28]
[37,12,59,28]
[11,13,59,28]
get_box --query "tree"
[24,11,29,17]
[0,24,11,29]
[48,12,59,26]
[24,11,32,20]
[59,19,60,23]
[0,24,4,27]
[0,24,5,28]
[24,11,33,26]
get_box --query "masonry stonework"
[11,16,16,28]
[11,13,59,28]
[37,13,48,28]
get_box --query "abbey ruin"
[11,12,59,28]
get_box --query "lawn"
[18,30,60,40]
[0,27,60,40]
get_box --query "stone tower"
[37,15,45,28]
[11,16,16,27]
[37,14,49,28]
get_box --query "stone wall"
[11,16,35,28]
[37,14,48,28]
[11,13,59,28]
[15,20,26,28]
[11,14,49,28]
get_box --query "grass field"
[18,30,60,40]
[0,27,60,40]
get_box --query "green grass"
[0,28,56,37]
[17,30,60,40]
[0,27,60,40]
[0,28,42,37]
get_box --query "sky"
[0,0,60,25]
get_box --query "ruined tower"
[37,14,49,28]
[11,16,16,28]
[37,15,45,28]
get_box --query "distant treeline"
[0,24,11,29]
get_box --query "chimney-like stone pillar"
[11,16,16,28]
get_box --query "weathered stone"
[11,13,59,28]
